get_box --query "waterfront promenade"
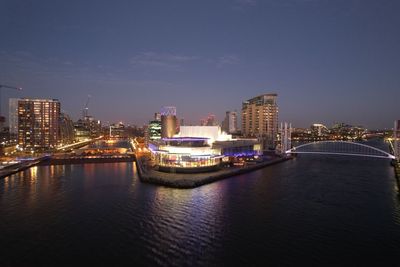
[0,156,50,179]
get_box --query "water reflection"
[0,156,399,265]
[30,166,38,181]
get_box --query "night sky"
[1,0,399,129]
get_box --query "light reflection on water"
[0,154,399,266]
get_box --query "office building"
[17,98,60,150]
[148,120,161,140]
[74,120,91,141]
[145,113,162,143]
[109,122,126,138]
[222,110,238,134]
[242,93,278,150]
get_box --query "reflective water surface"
[1,152,400,266]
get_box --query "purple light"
[162,137,209,141]
[222,152,259,157]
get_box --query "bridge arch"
[285,141,395,159]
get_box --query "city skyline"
[1,0,399,128]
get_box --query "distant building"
[242,93,278,150]
[200,114,218,126]
[109,122,126,138]
[310,123,329,137]
[9,98,19,136]
[17,98,60,150]
[74,116,101,141]
[206,114,217,126]
[148,120,161,140]
[161,106,177,138]
[222,110,238,134]
[59,113,75,145]
[395,120,400,160]
[85,116,102,138]
[154,112,161,121]
[74,119,91,141]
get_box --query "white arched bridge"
[285,141,396,160]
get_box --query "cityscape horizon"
[0,93,397,130]
[1,0,399,129]
[1,1,400,266]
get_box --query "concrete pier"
[136,156,292,189]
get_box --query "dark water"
[1,151,400,266]
[83,140,131,149]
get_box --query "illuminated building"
[74,120,91,141]
[149,126,261,173]
[161,106,177,138]
[146,112,162,143]
[109,122,126,138]
[222,110,238,134]
[150,137,223,172]
[17,98,60,150]
[74,117,101,141]
[242,93,278,150]
[310,123,329,137]
[179,126,229,143]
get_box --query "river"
[1,142,399,266]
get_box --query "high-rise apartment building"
[242,93,278,150]
[222,111,238,134]
[16,98,61,150]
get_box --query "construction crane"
[0,84,22,124]
[82,94,91,119]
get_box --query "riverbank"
[0,156,50,179]
[136,156,292,189]
[393,161,400,180]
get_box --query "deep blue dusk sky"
[1,0,399,128]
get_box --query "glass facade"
[156,153,221,168]
[148,120,161,140]
[150,135,262,173]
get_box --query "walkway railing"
[285,141,396,159]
